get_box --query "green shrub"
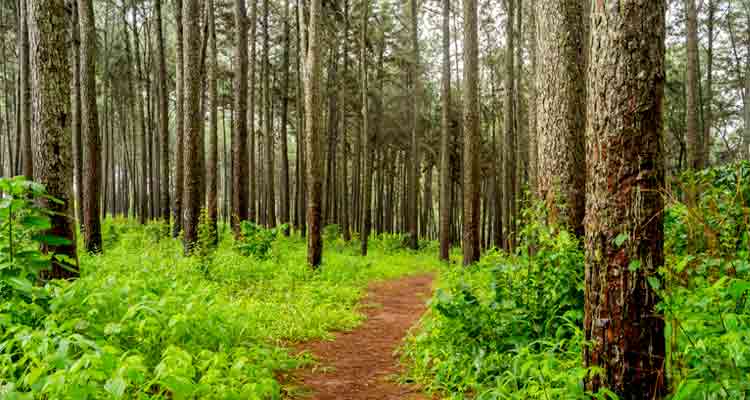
[235,221,286,260]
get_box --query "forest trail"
[287,274,434,400]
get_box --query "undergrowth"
[403,162,750,399]
[0,186,436,400]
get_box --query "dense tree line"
[2,0,750,397]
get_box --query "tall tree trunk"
[262,0,275,227]
[122,4,146,225]
[685,0,702,170]
[340,0,350,241]
[360,0,372,257]
[232,0,249,234]
[79,0,102,253]
[279,0,291,235]
[71,3,84,225]
[173,0,185,236]
[249,0,257,221]
[462,0,480,265]
[703,0,714,167]
[439,0,451,261]
[296,0,307,235]
[527,0,538,195]
[305,0,323,267]
[504,0,517,251]
[182,0,202,251]
[407,0,420,250]
[583,1,667,397]
[536,0,586,235]
[207,0,219,242]
[155,0,170,222]
[28,0,78,278]
[19,1,32,178]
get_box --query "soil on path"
[287,274,434,400]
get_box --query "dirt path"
[287,274,434,400]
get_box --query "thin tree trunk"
[360,0,372,256]
[155,0,170,222]
[703,0,714,166]
[173,0,185,236]
[439,0,451,261]
[462,0,480,265]
[504,0,517,251]
[407,0,420,250]
[686,0,702,170]
[279,0,291,235]
[262,0,275,226]
[207,0,219,242]
[232,0,249,234]
[19,1,32,178]
[71,3,84,225]
[305,0,323,267]
[249,0,257,221]
[79,0,102,253]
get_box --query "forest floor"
[285,274,435,400]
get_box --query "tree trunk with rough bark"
[686,0,702,170]
[173,0,185,236]
[584,1,667,397]
[262,0,275,227]
[28,0,78,279]
[79,0,102,253]
[232,0,249,234]
[155,0,170,222]
[536,0,586,235]
[182,0,202,252]
[360,0,371,257]
[207,0,218,242]
[280,0,291,235]
[462,0,480,265]
[305,0,323,267]
[439,0,451,261]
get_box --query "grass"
[1,219,438,399]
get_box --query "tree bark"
[232,0,249,234]
[296,0,307,235]
[703,0,714,167]
[685,0,702,170]
[280,0,291,235]
[207,0,219,242]
[262,0,275,227]
[27,0,78,279]
[584,1,667,397]
[79,0,102,253]
[536,0,586,235]
[305,0,323,267]
[182,0,202,251]
[439,0,451,261]
[155,0,170,222]
[71,2,84,225]
[19,1,32,178]
[504,0,517,250]
[407,0,420,250]
[462,0,480,265]
[527,0,538,195]
[173,0,185,236]
[360,0,372,257]
[249,0,257,221]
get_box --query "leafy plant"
[0,176,72,302]
[235,221,286,260]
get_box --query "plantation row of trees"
[2,0,749,397]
